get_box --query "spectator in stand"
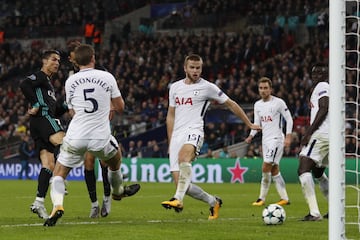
[126,140,138,158]
[218,145,230,159]
[135,140,144,158]
[18,134,35,179]
[245,144,259,159]
[151,142,165,158]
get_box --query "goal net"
[330,0,360,239]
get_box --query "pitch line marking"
[1,217,244,228]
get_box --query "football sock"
[273,173,289,201]
[107,168,123,196]
[35,196,45,203]
[37,168,52,198]
[91,201,99,208]
[174,162,192,202]
[299,172,321,217]
[316,173,329,200]
[84,169,97,203]
[186,183,214,205]
[50,175,65,207]
[101,165,111,197]
[259,172,271,200]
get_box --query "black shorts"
[29,116,64,154]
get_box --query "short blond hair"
[258,77,272,88]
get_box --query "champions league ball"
[262,204,286,225]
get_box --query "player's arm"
[166,106,175,147]
[109,102,116,120]
[301,96,329,146]
[224,98,261,130]
[111,96,125,114]
[19,78,41,115]
[68,108,75,117]
[281,103,294,148]
[54,95,69,117]
[245,104,260,144]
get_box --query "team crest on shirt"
[193,90,200,96]
[48,90,56,101]
[28,74,36,81]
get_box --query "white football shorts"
[57,135,119,168]
[169,128,204,172]
[262,138,284,165]
[299,131,329,167]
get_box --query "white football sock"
[299,172,321,217]
[35,197,45,203]
[50,176,65,207]
[174,162,192,201]
[316,173,329,200]
[187,183,215,206]
[273,173,289,201]
[91,201,99,208]
[259,172,271,200]
[107,168,124,196]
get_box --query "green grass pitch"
[0,180,358,240]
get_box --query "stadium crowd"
[0,0,358,159]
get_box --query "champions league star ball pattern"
[262,204,286,225]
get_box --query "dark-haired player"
[298,63,330,221]
[20,50,67,219]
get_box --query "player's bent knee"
[297,156,314,176]
[312,166,326,178]
[50,131,65,146]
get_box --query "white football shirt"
[249,96,293,142]
[310,81,329,134]
[65,68,121,139]
[169,78,229,135]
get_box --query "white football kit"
[59,68,122,168]
[168,78,229,171]
[299,81,330,167]
[249,96,293,164]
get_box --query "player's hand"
[249,124,261,131]
[244,136,252,144]
[27,107,39,115]
[300,134,311,146]
[284,135,291,148]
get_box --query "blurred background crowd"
[0,0,358,160]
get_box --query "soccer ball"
[262,204,286,225]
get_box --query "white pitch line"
[0,217,245,228]
[0,216,303,228]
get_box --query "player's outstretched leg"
[112,184,141,201]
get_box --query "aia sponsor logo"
[261,116,273,122]
[175,97,193,105]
